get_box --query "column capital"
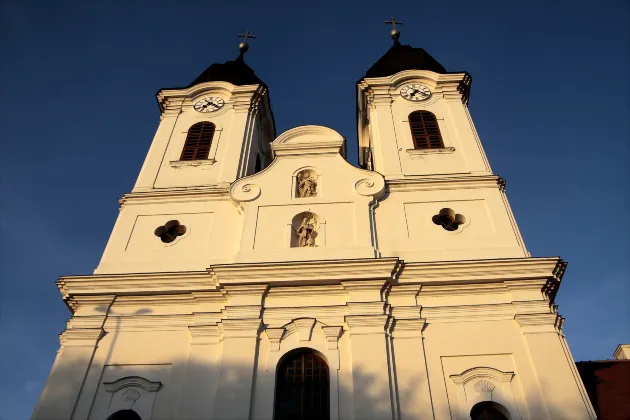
[188,325,222,345]
[59,328,104,348]
[219,319,262,338]
[264,328,285,351]
[391,318,426,338]
[346,315,390,335]
[342,280,388,303]
[515,313,563,334]
[321,326,343,350]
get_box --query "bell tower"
[358,19,488,179]
[93,35,276,274]
[134,32,275,191]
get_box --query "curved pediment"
[271,125,346,157]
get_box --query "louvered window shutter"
[409,111,444,149]
[180,122,215,160]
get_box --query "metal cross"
[237,30,257,43]
[384,17,403,42]
[384,17,403,31]
[237,30,257,53]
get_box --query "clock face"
[194,97,225,113]
[400,84,432,101]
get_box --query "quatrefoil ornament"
[154,220,187,243]
[432,208,466,232]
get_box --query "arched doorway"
[274,348,330,420]
[106,409,142,420]
[470,401,510,420]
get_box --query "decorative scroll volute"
[230,182,261,202]
[355,175,385,198]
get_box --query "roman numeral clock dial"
[194,97,225,112]
[400,84,432,101]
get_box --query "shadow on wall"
[32,337,591,420]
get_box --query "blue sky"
[0,0,628,418]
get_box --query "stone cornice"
[57,271,217,312]
[400,257,565,293]
[120,186,230,207]
[209,258,400,286]
[385,174,504,192]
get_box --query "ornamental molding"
[208,258,400,286]
[169,158,216,169]
[400,257,566,287]
[219,319,262,338]
[284,318,317,342]
[271,125,345,157]
[360,71,467,98]
[449,366,514,386]
[104,314,194,332]
[265,328,285,351]
[421,303,516,323]
[188,325,222,344]
[354,176,386,199]
[385,174,504,192]
[406,147,456,157]
[57,271,215,312]
[515,313,564,334]
[119,186,230,207]
[104,376,162,393]
[59,328,105,347]
[346,314,391,335]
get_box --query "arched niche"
[449,367,518,420]
[295,169,319,198]
[291,212,322,248]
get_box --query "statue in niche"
[297,171,317,198]
[296,215,317,247]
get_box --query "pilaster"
[32,295,114,420]
[346,314,394,420]
[176,324,222,419]
[212,285,265,420]
[390,317,434,419]
[516,312,596,419]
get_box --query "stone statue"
[296,216,316,247]
[297,172,317,198]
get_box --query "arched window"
[255,154,262,172]
[274,349,329,420]
[470,401,510,420]
[180,122,215,161]
[409,111,444,149]
[106,410,142,420]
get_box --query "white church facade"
[33,27,597,420]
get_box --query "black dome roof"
[188,53,265,87]
[364,42,447,79]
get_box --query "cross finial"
[237,31,257,53]
[384,17,403,43]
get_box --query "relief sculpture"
[297,170,317,198]
[296,215,317,247]
[292,212,318,247]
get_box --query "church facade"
[33,30,597,420]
